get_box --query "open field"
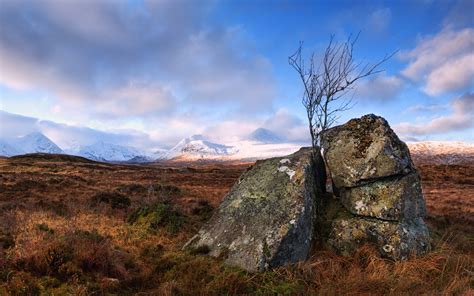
[0,153,473,295]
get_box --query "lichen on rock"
[320,114,431,260]
[183,148,318,272]
[339,172,427,221]
[184,114,431,268]
[320,196,430,260]
[328,214,430,260]
[321,114,415,188]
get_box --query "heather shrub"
[127,202,186,234]
[90,192,131,209]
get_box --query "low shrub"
[127,202,186,234]
[116,183,148,195]
[36,223,54,235]
[18,229,135,283]
[191,200,214,221]
[0,229,14,249]
[36,200,69,216]
[154,184,181,196]
[90,192,131,209]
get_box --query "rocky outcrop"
[184,114,431,269]
[184,148,318,272]
[321,114,430,260]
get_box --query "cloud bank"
[401,28,474,96]
[0,110,157,151]
[395,93,474,136]
[0,0,275,118]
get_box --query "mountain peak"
[248,128,284,144]
[164,135,235,160]
[189,134,205,141]
[78,141,142,162]
[14,132,63,154]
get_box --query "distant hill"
[162,135,236,160]
[408,141,474,165]
[0,139,22,156]
[9,153,98,163]
[10,132,63,154]
[77,141,145,162]
[1,132,472,165]
[247,128,284,144]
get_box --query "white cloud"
[424,53,474,96]
[262,109,309,143]
[400,28,474,96]
[0,110,159,151]
[0,108,311,151]
[0,0,275,119]
[395,93,474,136]
[405,103,448,113]
[355,74,404,101]
[95,82,177,118]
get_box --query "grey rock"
[320,114,430,260]
[184,148,318,272]
[327,214,430,260]
[321,114,415,188]
[339,172,426,221]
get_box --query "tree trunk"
[312,146,327,194]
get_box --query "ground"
[0,153,472,295]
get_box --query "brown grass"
[0,154,473,295]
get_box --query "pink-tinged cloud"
[355,74,404,101]
[0,0,275,119]
[401,28,474,96]
[395,93,474,136]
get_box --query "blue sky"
[0,0,473,151]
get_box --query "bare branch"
[289,33,395,150]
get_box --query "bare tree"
[289,33,395,193]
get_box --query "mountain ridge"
[0,132,473,164]
[247,128,284,144]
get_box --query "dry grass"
[0,153,473,295]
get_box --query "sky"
[0,0,473,151]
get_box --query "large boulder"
[321,114,414,188]
[184,148,318,272]
[320,114,430,260]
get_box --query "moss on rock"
[321,114,415,188]
[183,148,318,272]
[339,172,426,221]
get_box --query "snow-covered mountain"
[0,133,152,162]
[160,134,302,162]
[0,139,22,156]
[152,148,168,159]
[247,128,284,144]
[11,132,63,154]
[407,141,474,165]
[1,131,472,165]
[77,141,145,162]
[224,140,301,161]
[162,135,237,160]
